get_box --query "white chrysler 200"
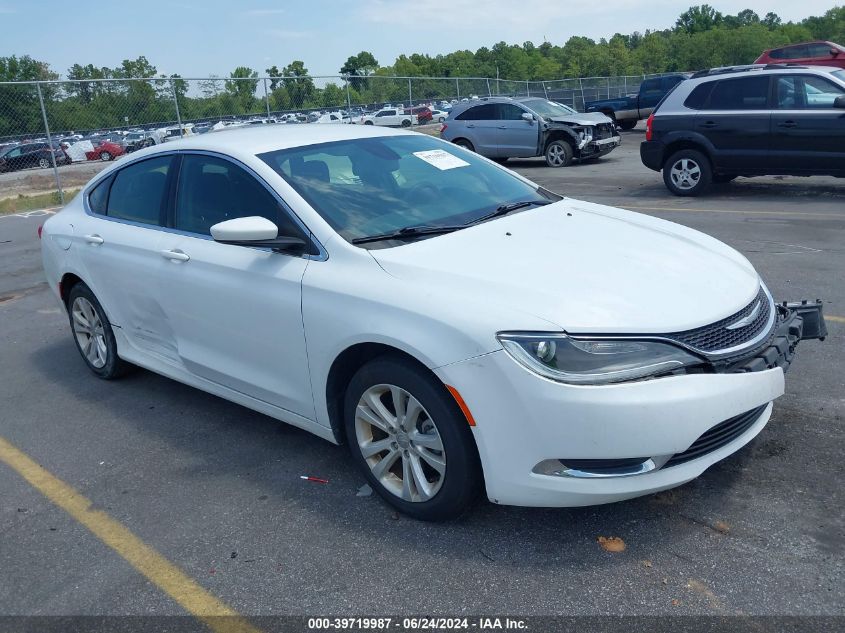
[40,125,826,520]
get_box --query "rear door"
[73,155,175,355]
[454,104,499,156]
[771,74,845,174]
[695,75,772,173]
[495,103,539,157]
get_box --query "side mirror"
[210,216,307,253]
[831,48,841,57]
[835,95,845,109]
[521,112,535,123]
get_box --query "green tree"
[225,66,259,112]
[676,5,724,34]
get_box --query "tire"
[544,139,573,168]
[618,119,637,131]
[663,149,712,196]
[713,174,737,184]
[100,151,112,161]
[401,119,412,127]
[438,116,445,123]
[67,283,133,380]
[492,157,509,164]
[364,120,374,125]
[452,138,475,152]
[38,158,50,169]
[344,356,482,521]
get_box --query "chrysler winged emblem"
[725,301,761,330]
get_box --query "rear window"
[683,83,715,110]
[87,175,112,215]
[770,45,809,60]
[107,156,172,226]
[706,77,770,110]
[455,104,497,121]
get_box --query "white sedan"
[40,125,825,520]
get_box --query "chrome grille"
[664,286,773,355]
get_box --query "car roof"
[690,64,843,80]
[134,122,416,156]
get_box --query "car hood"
[547,112,613,126]
[368,199,760,334]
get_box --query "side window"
[498,104,527,120]
[87,175,112,215]
[664,76,684,89]
[775,76,801,109]
[7,147,21,158]
[455,104,497,120]
[107,155,172,225]
[175,154,300,238]
[769,48,785,60]
[683,83,714,110]
[707,77,770,110]
[807,43,833,58]
[801,75,845,109]
[641,78,662,95]
[784,45,809,60]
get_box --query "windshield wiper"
[466,199,553,226]
[351,224,464,245]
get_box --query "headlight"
[496,332,702,385]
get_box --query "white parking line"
[0,208,58,219]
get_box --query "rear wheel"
[344,356,481,521]
[99,151,112,161]
[492,157,509,164]
[401,119,412,127]
[545,139,573,168]
[38,158,50,169]
[663,149,712,197]
[452,138,475,152]
[67,283,133,379]
[618,119,637,131]
[364,120,374,126]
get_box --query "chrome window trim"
[82,148,327,261]
[567,284,777,360]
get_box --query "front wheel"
[99,151,112,161]
[67,283,133,379]
[364,120,374,126]
[663,149,712,196]
[401,119,412,127]
[618,119,637,131]
[344,356,481,521]
[545,140,573,167]
[38,158,50,169]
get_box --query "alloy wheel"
[71,297,108,369]
[355,384,446,502]
[669,158,701,191]
[38,158,50,169]
[546,144,566,167]
[100,151,112,161]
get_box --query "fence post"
[578,78,585,111]
[408,78,413,126]
[607,77,611,99]
[542,81,548,99]
[455,77,460,99]
[344,75,353,123]
[170,78,183,132]
[36,83,64,205]
[263,78,271,117]
[624,76,627,96]
[486,78,491,97]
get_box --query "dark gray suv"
[440,97,619,167]
[641,65,845,196]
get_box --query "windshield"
[259,135,556,247]
[522,99,577,118]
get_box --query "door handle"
[83,234,104,245]
[161,249,190,262]
[466,124,475,128]
[498,125,507,129]
[699,121,718,128]
[777,121,798,128]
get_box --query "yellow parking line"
[827,315,845,324]
[623,205,836,218]
[0,436,259,633]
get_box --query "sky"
[0,0,837,78]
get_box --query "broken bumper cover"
[433,299,826,508]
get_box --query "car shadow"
[28,336,766,571]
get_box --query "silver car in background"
[440,97,620,167]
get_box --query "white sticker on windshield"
[413,149,470,170]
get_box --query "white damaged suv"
[40,124,826,520]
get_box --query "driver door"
[156,153,316,419]
[495,103,539,157]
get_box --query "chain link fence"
[0,72,676,212]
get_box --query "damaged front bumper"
[716,299,827,375]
